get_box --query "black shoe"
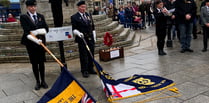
[158,50,167,56]
[35,82,41,90]
[202,49,207,52]
[82,71,89,78]
[186,48,194,52]
[89,70,97,74]
[180,49,186,53]
[41,81,48,89]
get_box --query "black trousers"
[50,2,63,27]
[32,62,45,83]
[156,27,167,51]
[26,45,46,83]
[202,26,209,49]
[78,38,95,73]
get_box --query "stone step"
[0,35,22,42]
[97,24,124,38]
[92,14,107,22]
[0,22,120,43]
[0,21,116,42]
[96,21,118,33]
[0,28,23,35]
[94,18,112,27]
[0,29,135,63]
[0,28,130,56]
[0,22,21,29]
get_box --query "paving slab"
[183,95,209,103]
[175,82,209,100]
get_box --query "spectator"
[118,7,125,26]
[133,11,143,30]
[125,3,135,28]
[99,8,106,15]
[93,6,99,15]
[174,0,197,53]
[6,13,16,22]
[200,0,209,52]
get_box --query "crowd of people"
[92,0,209,55]
[92,1,155,30]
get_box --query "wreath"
[104,32,113,46]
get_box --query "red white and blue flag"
[93,59,175,102]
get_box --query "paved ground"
[0,26,209,103]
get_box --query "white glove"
[30,28,47,36]
[27,35,42,45]
[93,30,96,42]
[73,29,84,38]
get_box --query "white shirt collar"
[28,11,37,17]
[28,11,37,21]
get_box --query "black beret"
[25,0,37,6]
[77,1,85,6]
[206,0,209,2]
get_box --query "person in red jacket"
[6,13,16,22]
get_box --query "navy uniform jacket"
[20,12,48,46]
[71,12,95,43]
[153,8,167,31]
[20,12,48,63]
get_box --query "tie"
[33,15,38,24]
[83,14,88,23]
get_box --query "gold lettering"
[132,77,155,85]
[68,95,76,102]
[57,98,64,103]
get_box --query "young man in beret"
[20,0,49,90]
[71,1,97,78]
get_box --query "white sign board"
[110,50,120,59]
[46,26,73,42]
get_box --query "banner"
[93,59,175,102]
[38,67,96,103]
[46,26,73,42]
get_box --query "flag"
[93,59,175,102]
[38,67,96,103]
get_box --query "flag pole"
[80,37,99,75]
[30,32,64,67]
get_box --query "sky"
[10,0,19,2]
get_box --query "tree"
[0,0,10,7]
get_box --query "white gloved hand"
[30,28,47,36]
[27,35,42,45]
[93,30,96,42]
[73,29,84,38]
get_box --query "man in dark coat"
[174,0,197,53]
[20,0,49,90]
[200,0,209,52]
[71,1,97,78]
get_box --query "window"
[119,0,124,5]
